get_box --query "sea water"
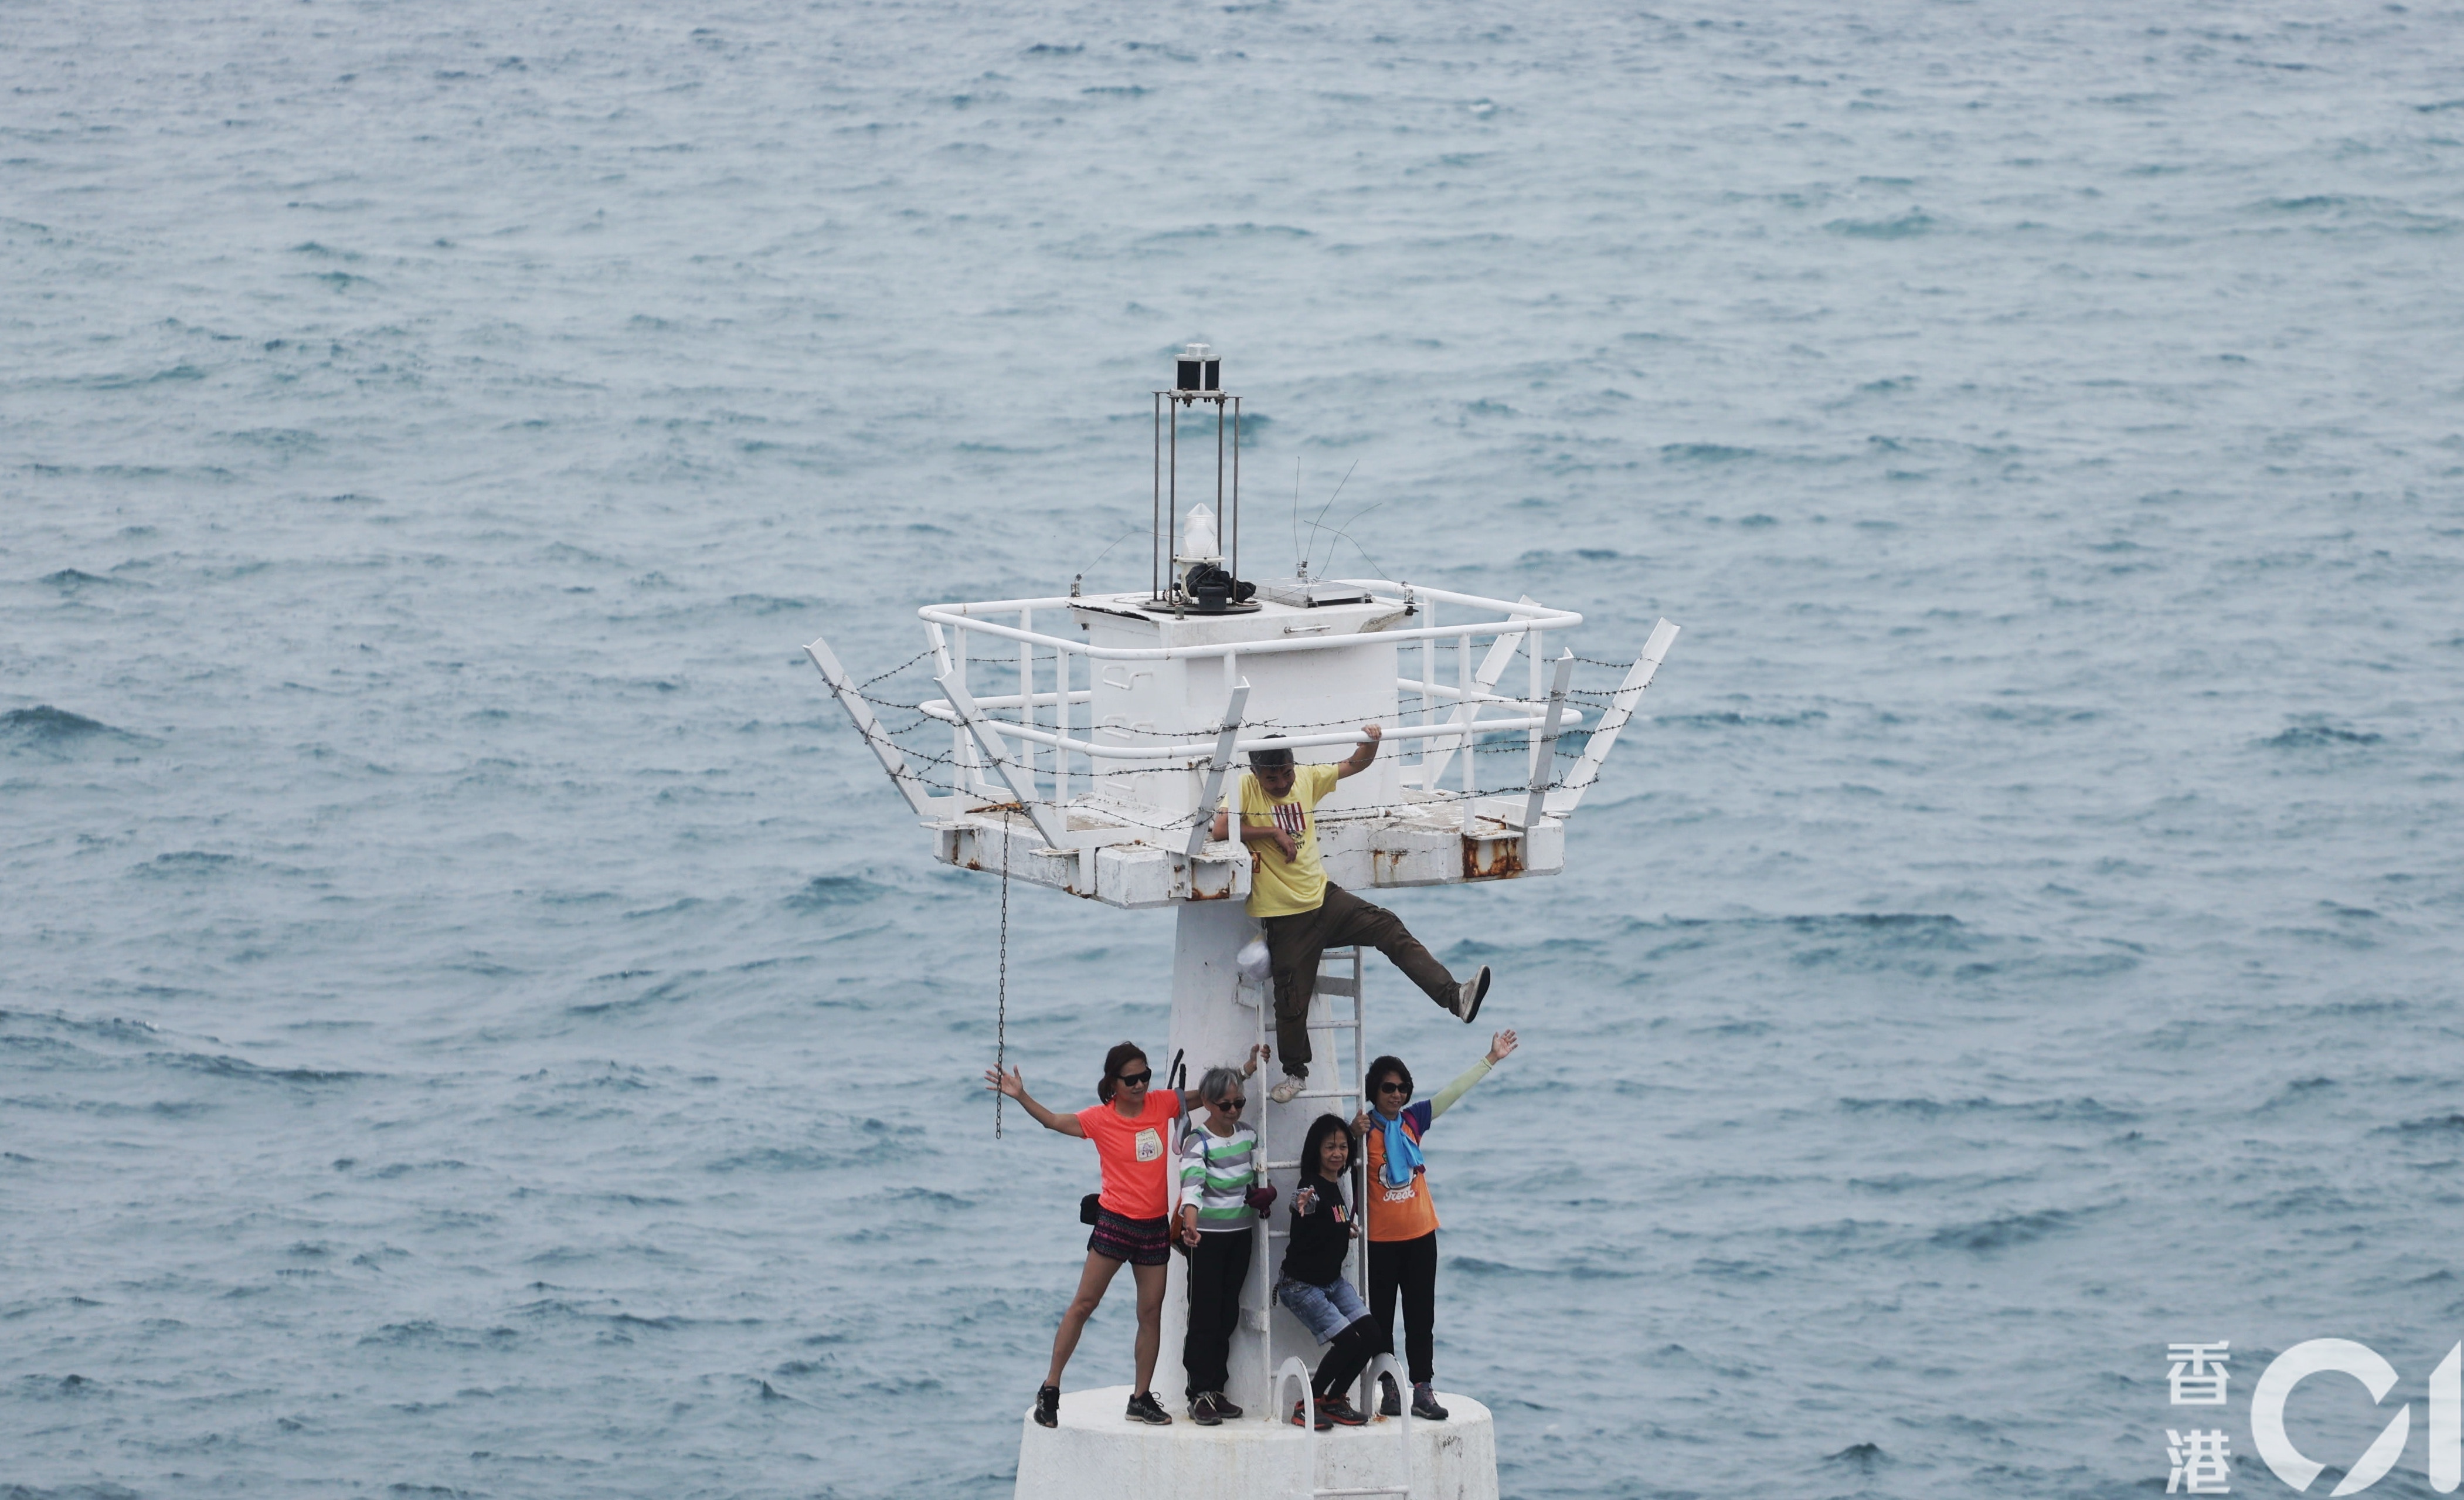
[5,2,2462,1496]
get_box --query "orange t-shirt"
[1362,1104,1440,1241]
[1075,1091,1184,1221]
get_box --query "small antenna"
[1291,457,1304,578]
[1300,460,1360,576]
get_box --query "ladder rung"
[1312,981,1359,998]
[1266,1159,1300,1170]
[1290,1088,1356,1100]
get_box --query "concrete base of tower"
[1014,1385,1498,1500]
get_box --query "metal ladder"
[1255,948,1416,1495]
[1256,945,1366,1417]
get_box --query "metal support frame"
[804,636,944,817]
[1187,681,1253,858]
[1547,616,1681,817]
[1520,649,1576,833]
[936,667,1071,849]
[1154,389,1242,606]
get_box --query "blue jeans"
[1277,1275,1367,1345]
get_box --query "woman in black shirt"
[1275,1114,1381,1428]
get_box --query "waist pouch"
[1080,1192,1103,1226]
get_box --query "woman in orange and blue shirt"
[1354,1029,1517,1420]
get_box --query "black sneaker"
[1126,1390,1172,1425]
[1318,1392,1369,1427]
[1213,1392,1243,1420]
[1379,1372,1402,1417]
[1411,1383,1449,1421]
[1189,1390,1222,1427]
[1034,1383,1059,1428]
[1289,1398,1333,1432]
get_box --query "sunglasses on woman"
[1212,1096,1246,1111]
[1116,1068,1153,1087]
[1376,1080,1412,1096]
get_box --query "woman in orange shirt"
[988,1040,1263,1430]
[1354,1029,1517,1420]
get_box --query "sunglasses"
[1213,1097,1247,1111]
[1116,1068,1153,1087]
[1376,1080,1412,1096]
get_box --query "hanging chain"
[995,811,1010,1139]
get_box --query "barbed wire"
[830,637,1626,823]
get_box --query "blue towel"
[1377,1109,1423,1189]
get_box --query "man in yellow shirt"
[1211,727,1493,1105]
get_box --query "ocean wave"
[2261,722,2382,748]
[787,874,889,910]
[1926,1208,2084,1252]
[155,1053,366,1085]
[1,705,145,758]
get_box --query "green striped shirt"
[1177,1122,1261,1231]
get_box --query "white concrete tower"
[808,347,1678,1500]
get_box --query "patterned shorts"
[1089,1209,1171,1267]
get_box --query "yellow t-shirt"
[1225,762,1342,918]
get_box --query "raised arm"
[1427,1030,1517,1122]
[984,1066,1086,1137]
[1331,722,1382,780]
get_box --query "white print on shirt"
[1272,800,1306,841]
[1134,1127,1162,1162]
[1381,1183,1415,1203]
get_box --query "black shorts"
[1088,1209,1171,1267]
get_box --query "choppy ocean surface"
[6,2,2463,1496]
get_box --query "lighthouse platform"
[1015,1384,1498,1500]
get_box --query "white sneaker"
[1456,966,1491,1024]
[1268,1075,1303,1105]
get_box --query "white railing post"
[1272,1355,1318,1492]
[1418,592,1436,786]
[1018,608,1036,796]
[1054,642,1069,807]
[1527,626,1544,783]
[1521,650,1575,832]
[1362,1352,1415,1496]
[1187,681,1252,859]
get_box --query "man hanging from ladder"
[1212,725,1493,1105]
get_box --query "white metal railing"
[807,583,1679,844]
[908,581,1581,819]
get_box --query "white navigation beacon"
[806,345,1679,1500]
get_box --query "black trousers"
[1367,1230,1439,1384]
[1316,1318,1379,1400]
[1181,1230,1252,1397]
[1263,883,1457,1077]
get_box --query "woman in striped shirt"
[1175,1061,1272,1424]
